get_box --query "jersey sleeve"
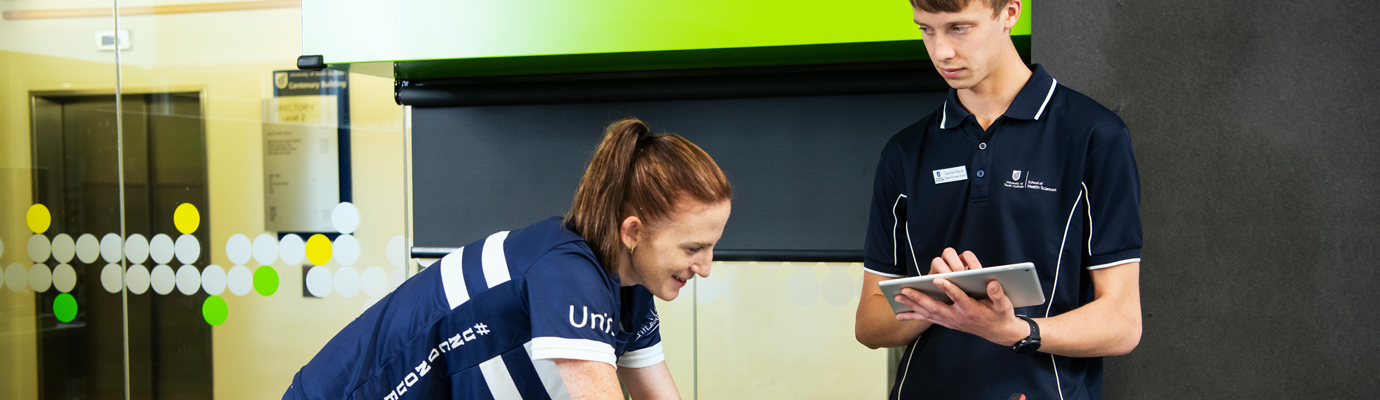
[1082,126,1144,270]
[863,136,911,278]
[525,243,621,367]
[617,296,664,369]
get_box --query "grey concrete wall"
[1035,1,1380,397]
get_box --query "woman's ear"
[619,215,642,252]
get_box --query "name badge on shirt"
[932,166,969,184]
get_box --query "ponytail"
[566,119,732,272]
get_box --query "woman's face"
[624,199,731,301]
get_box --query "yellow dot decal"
[27,204,51,234]
[305,234,333,266]
[173,203,200,234]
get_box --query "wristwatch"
[1012,315,1041,354]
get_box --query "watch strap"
[1012,314,1041,354]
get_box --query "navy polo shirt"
[863,64,1142,400]
[286,217,664,400]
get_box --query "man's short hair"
[909,0,1011,18]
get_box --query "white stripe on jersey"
[617,343,665,369]
[524,341,571,400]
[479,355,523,399]
[529,337,617,367]
[440,248,469,309]
[482,231,512,288]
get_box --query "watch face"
[1014,339,1041,354]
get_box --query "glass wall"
[2,1,409,398]
[1,1,885,399]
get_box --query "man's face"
[913,1,1018,90]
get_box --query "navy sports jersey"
[285,217,664,400]
[864,65,1142,400]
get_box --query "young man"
[854,0,1143,399]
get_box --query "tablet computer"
[878,262,1046,314]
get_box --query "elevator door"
[31,92,211,400]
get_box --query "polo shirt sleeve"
[616,296,664,369]
[526,243,621,367]
[863,137,911,278]
[1082,126,1144,270]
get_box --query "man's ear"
[619,215,642,252]
[1003,0,1022,30]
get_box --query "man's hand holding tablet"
[881,248,1046,347]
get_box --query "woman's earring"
[629,246,636,255]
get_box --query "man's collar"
[939,64,1058,130]
[1004,64,1058,121]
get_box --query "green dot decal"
[203,295,228,326]
[253,266,279,296]
[54,293,77,323]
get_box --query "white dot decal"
[29,264,52,293]
[149,234,175,265]
[76,234,101,264]
[388,268,404,292]
[100,233,123,263]
[786,263,821,306]
[125,265,150,295]
[332,202,360,234]
[820,264,856,307]
[125,234,149,264]
[387,236,406,268]
[334,266,360,298]
[226,265,252,296]
[101,264,124,293]
[305,266,332,297]
[201,265,227,295]
[52,264,77,293]
[51,234,76,264]
[175,235,200,264]
[225,234,252,265]
[361,267,388,298]
[362,298,380,313]
[333,235,360,266]
[6,263,27,292]
[28,234,51,263]
[252,234,278,265]
[279,234,305,265]
[150,265,176,295]
[176,265,201,295]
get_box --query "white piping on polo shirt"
[1044,184,1084,400]
[1082,181,1141,270]
[1083,182,1094,256]
[1034,79,1058,120]
[896,335,921,399]
[864,194,908,278]
[1089,258,1141,270]
[940,101,948,129]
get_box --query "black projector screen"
[410,92,946,258]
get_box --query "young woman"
[284,119,732,400]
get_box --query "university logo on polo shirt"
[290,217,664,400]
